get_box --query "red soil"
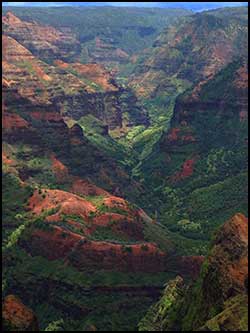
[211,213,248,293]
[50,154,69,182]
[26,225,166,272]
[2,295,38,331]
[30,112,62,122]
[173,256,204,279]
[167,128,181,141]
[2,112,29,130]
[234,64,248,89]
[71,178,110,197]
[28,189,96,220]
[171,157,197,182]
[54,60,118,92]
[93,213,131,227]
[2,152,14,165]
[103,196,131,213]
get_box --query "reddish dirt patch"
[54,59,70,69]
[115,48,129,59]
[71,178,110,197]
[228,255,248,290]
[54,60,118,92]
[93,213,130,226]
[2,295,39,331]
[171,157,197,182]
[2,112,29,130]
[167,128,181,141]
[92,212,145,241]
[2,152,14,165]
[103,196,131,213]
[29,225,82,259]
[227,213,248,244]
[28,189,96,220]
[25,225,166,272]
[172,256,205,280]
[2,35,34,63]
[51,154,69,182]
[30,111,62,122]
[210,213,248,294]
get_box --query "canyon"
[2,5,248,332]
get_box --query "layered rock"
[3,22,148,133]
[136,56,248,241]
[130,7,248,99]
[3,12,81,62]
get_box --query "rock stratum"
[2,6,248,332]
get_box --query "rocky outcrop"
[139,213,248,331]
[130,8,248,99]
[138,276,185,331]
[54,60,119,92]
[2,295,39,331]
[3,22,148,133]
[3,12,81,62]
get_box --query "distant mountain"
[2,2,248,12]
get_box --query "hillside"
[139,213,248,331]
[126,7,248,163]
[2,6,191,69]
[127,8,248,253]
[2,5,248,332]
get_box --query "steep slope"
[3,11,81,63]
[126,7,248,163]
[129,8,248,250]
[2,6,191,68]
[3,295,39,331]
[139,213,248,331]
[136,59,248,252]
[2,21,202,329]
[3,146,203,331]
[2,6,248,332]
[130,7,248,99]
[2,18,148,140]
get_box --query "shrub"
[141,244,149,251]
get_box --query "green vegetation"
[2,172,33,244]
[3,243,174,331]
[2,6,248,332]
[77,115,133,164]
[4,6,191,64]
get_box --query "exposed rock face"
[88,36,130,64]
[21,188,169,273]
[3,18,148,133]
[3,12,81,62]
[202,213,248,302]
[2,34,145,197]
[2,295,39,331]
[54,60,120,92]
[28,189,97,218]
[138,276,185,331]
[160,60,248,164]
[22,226,167,273]
[136,56,248,242]
[130,7,248,98]
[139,213,248,331]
